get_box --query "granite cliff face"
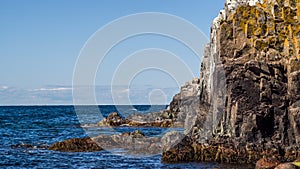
[163,0,300,165]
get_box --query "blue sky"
[0,0,225,105]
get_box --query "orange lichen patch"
[297,3,300,20]
[242,21,248,36]
[284,38,290,55]
[282,6,286,19]
[257,2,267,9]
[288,24,293,37]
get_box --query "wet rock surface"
[48,138,102,152]
[49,130,162,155]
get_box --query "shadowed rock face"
[214,0,300,152]
[162,0,300,165]
[214,0,300,148]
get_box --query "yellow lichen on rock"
[297,2,300,21]
[162,0,300,164]
[284,38,290,56]
[223,0,300,61]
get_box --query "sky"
[0,0,225,105]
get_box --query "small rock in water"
[11,143,33,149]
[11,143,48,149]
[129,130,145,138]
[48,138,102,152]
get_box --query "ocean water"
[0,105,249,169]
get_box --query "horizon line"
[0,104,169,106]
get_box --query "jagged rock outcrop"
[97,111,175,127]
[167,78,204,130]
[49,130,161,155]
[162,0,300,165]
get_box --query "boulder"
[97,112,126,126]
[48,138,102,152]
[49,130,161,155]
[97,111,179,128]
[255,158,280,169]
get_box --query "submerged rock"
[11,143,48,149]
[11,144,34,149]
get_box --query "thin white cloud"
[0,85,178,105]
[120,88,130,93]
[32,87,72,91]
[0,86,8,90]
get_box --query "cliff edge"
[162,0,300,165]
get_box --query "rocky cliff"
[163,0,300,165]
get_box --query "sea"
[0,105,250,169]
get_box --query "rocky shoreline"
[48,130,162,155]
[46,0,300,168]
[97,111,181,128]
[162,0,300,168]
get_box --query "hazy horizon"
[0,0,225,105]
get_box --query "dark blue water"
[0,105,242,168]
